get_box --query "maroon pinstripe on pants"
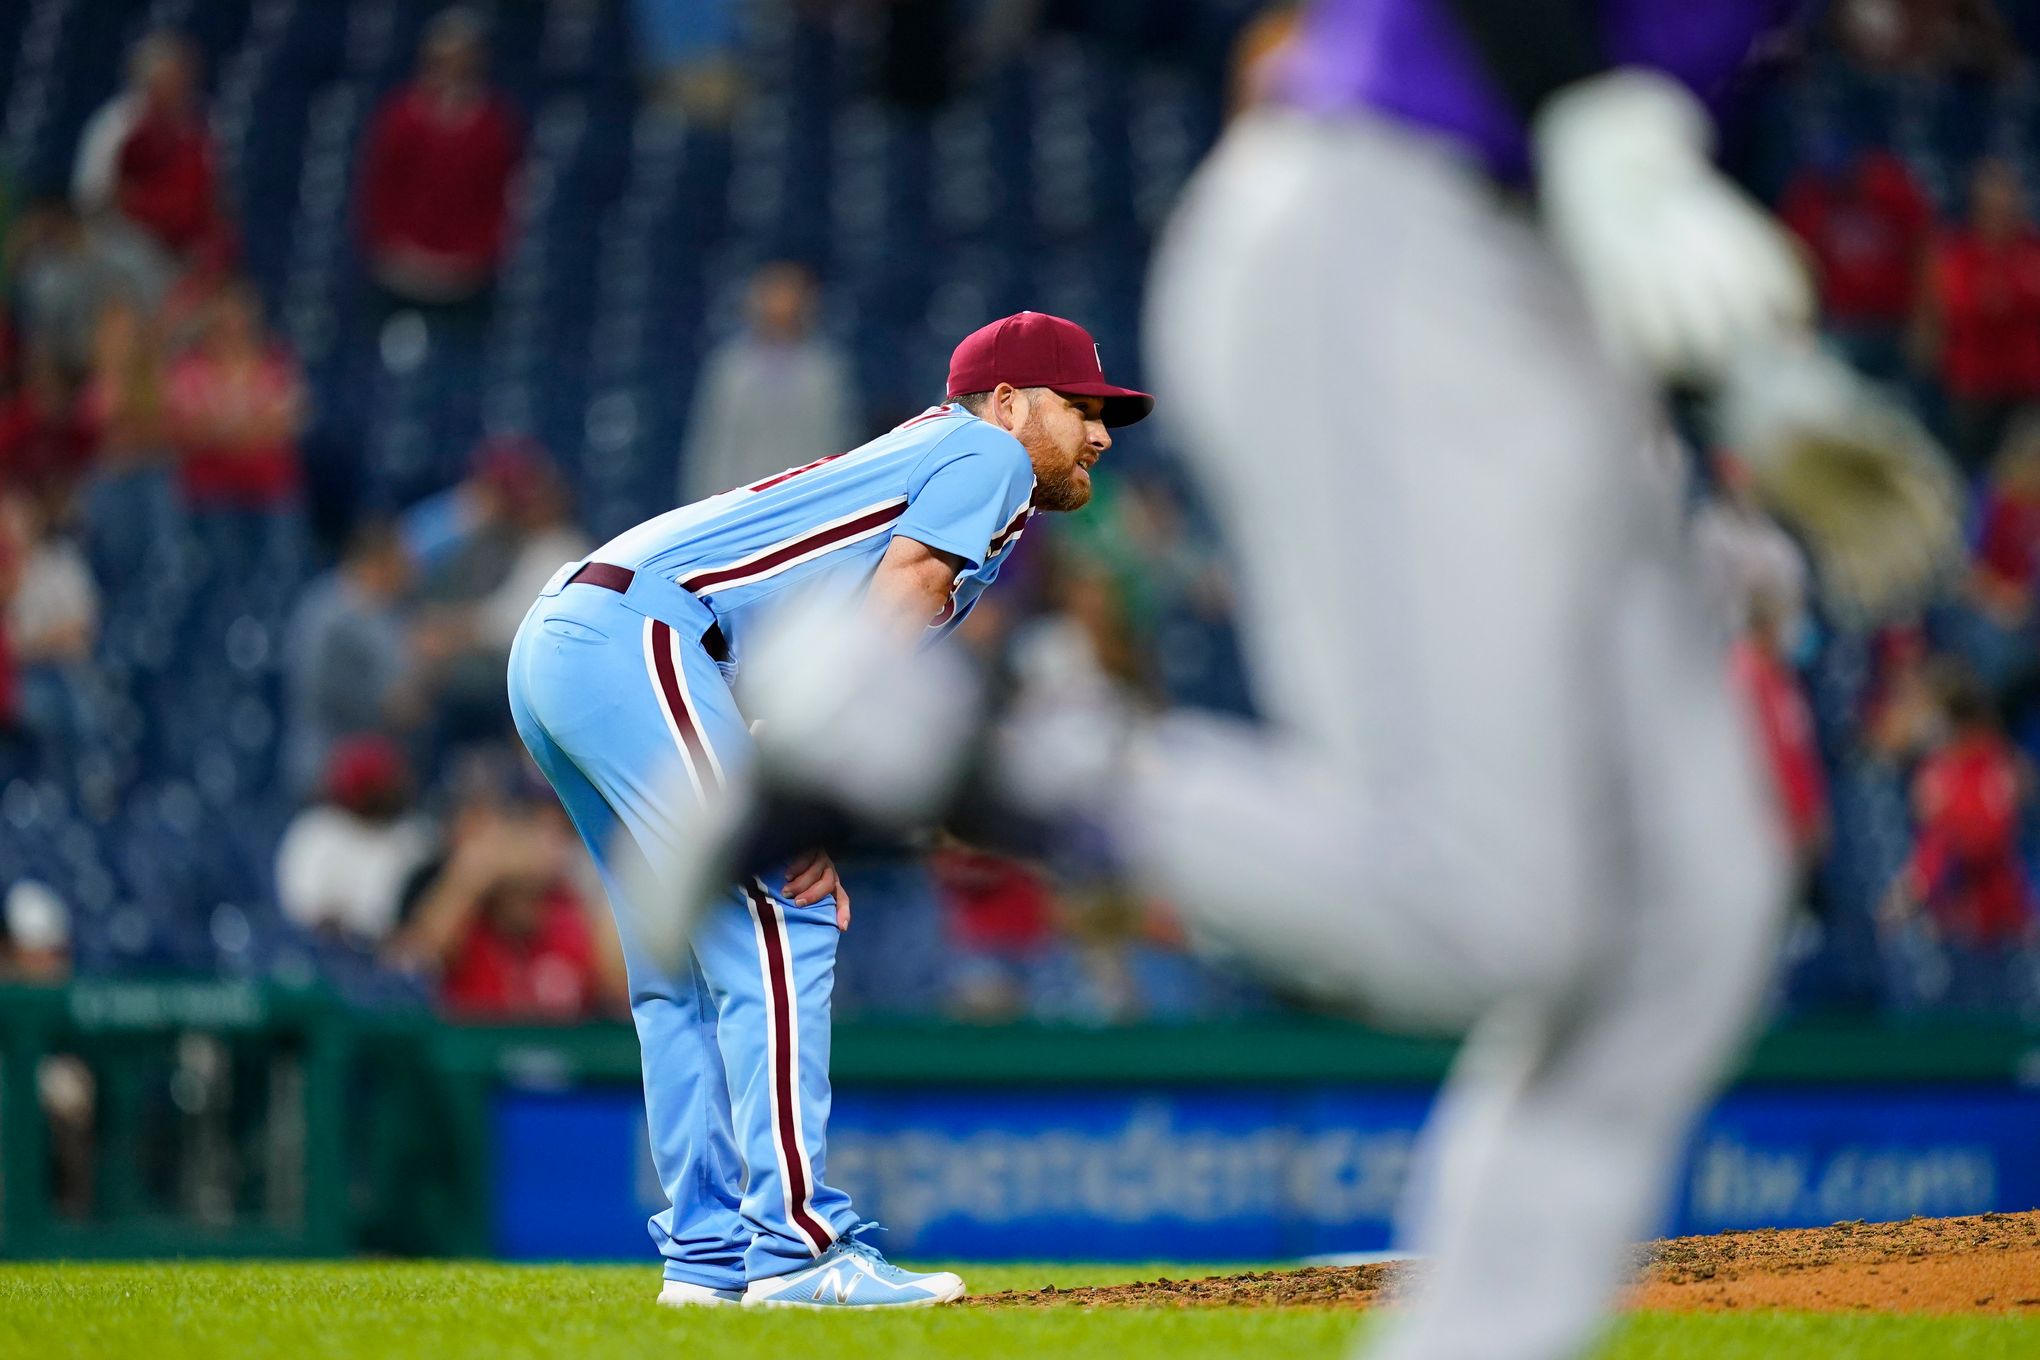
[746,881,834,1255]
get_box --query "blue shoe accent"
[743,1225,965,1308]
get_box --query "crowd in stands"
[0,3,1260,1027]
[2,1,2038,1026]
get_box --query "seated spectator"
[1694,450,1811,648]
[72,31,230,264]
[1916,160,2040,476]
[680,262,857,503]
[275,736,435,945]
[402,435,550,604]
[932,847,1058,1021]
[281,520,418,798]
[0,494,99,762]
[1968,414,2040,632]
[358,9,521,310]
[1730,589,1830,903]
[386,776,624,1021]
[408,443,588,756]
[0,880,92,1215]
[1009,555,1149,698]
[1778,142,1932,381]
[469,456,590,655]
[78,297,181,596]
[163,281,307,570]
[154,242,238,357]
[5,196,169,373]
[1933,417,2040,694]
[1885,666,2038,1016]
[0,345,99,508]
[0,502,28,766]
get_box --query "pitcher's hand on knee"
[784,848,851,930]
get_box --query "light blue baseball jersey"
[594,404,1038,661]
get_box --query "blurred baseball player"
[696,1,1963,1355]
[506,311,1147,1308]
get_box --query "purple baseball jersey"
[1279,0,1801,181]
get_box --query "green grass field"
[5,1262,2036,1360]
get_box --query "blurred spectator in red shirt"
[163,280,307,580]
[1779,143,1932,380]
[0,345,99,508]
[1917,160,2040,475]
[1731,590,1830,883]
[1887,666,2038,1015]
[358,9,522,309]
[1970,414,2040,628]
[164,280,305,510]
[932,847,1057,1020]
[72,32,230,264]
[387,775,624,1021]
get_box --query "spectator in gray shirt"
[6,197,170,373]
[679,261,858,502]
[281,519,416,798]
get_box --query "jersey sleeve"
[890,424,1036,571]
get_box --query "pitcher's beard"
[1032,463,1092,511]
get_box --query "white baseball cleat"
[742,1235,965,1309]
[656,1280,745,1308]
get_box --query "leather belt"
[566,561,731,664]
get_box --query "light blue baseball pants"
[506,565,855,1287]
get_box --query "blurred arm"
[866,535,966,643]
[384,839,499,969]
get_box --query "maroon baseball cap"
[946,312,1154,427]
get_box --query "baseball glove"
[1712,341,1966,626]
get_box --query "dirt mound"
[1633,1210,2040,1313]
[972,1211,2040,1313]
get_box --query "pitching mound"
[973,1211,2040,1313]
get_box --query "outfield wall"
[491,1025,2040,1262]
[2,984,2037,1261]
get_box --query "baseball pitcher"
[505,311,1149,1307]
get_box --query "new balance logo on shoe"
[814,1267,857,1305]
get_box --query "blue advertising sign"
[490,1083,2040,1261]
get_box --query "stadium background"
[0,0,2037,1265]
